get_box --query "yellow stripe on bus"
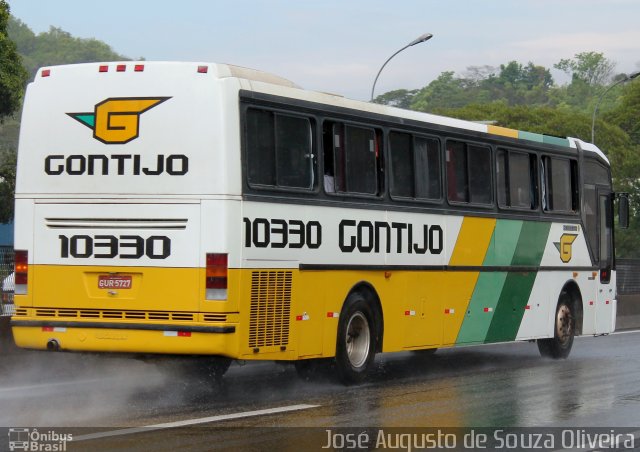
[441,217,496,345]
[487,124,519,139]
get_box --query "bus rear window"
[245,108,315,190]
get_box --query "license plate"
[98,275,132,289]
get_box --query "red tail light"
[15,250,28,294]
[206,253,227,300]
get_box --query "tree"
[8,17,131,78]
[373,89,418,108]
[410,71,478,111]
[0,0,28,119]
[0,1,27,223]
[605,78,640,146]
[554,51,616,87]
[481,61,554,106]
[0,148,15,223]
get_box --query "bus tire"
[335,292,377,384]
[537,295,575,359]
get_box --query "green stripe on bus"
[484,221,551,343]
[542,135,570,148]
[456,220,522,344]
[518,131,544,143]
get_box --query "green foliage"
[0,1,29,119]
[554,51,615,86]
[605,79,640,146]
[373,89,418,109]
[8,17,130,78]
[410,62,554,111]
[0,147,15,222]
[411,71,475,111]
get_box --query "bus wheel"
[335,292,377,384]
[537,295,575,359]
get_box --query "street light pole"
[370,33,433,102]
[591,71,640,144]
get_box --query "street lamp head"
[370,32,434,102]
[408,33,433,47]
[628,70,640,81]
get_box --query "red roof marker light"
[99,65,109,73]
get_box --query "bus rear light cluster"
[206,253,228,300]
[98,64,145,73]
[14,250,28,295]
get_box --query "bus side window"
[328,122,379,196]
[583,184,598,259]
[414,136,441,200]
[245,108,315,190]
[447,139,491,205]
[497,149,538,210]
[447,140,468,203]
[390,131,441,201]
[390,131,413,198]
[542,156,578,213]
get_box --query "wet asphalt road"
[1,331,640,450]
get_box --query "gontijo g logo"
[554,233,578,263]
[67,97,170,144]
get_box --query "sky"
[8,0,640,101]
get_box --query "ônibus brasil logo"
[67,97,170,144]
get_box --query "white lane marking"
[74,404,319,441]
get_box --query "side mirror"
[618,193,630,229]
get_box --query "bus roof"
[34,61,608,164]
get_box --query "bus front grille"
[249,271,292,349]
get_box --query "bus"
[11,62,628,384]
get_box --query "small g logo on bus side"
[67,97,170,144]
[554,233,578,263]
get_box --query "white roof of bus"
[35,61,609,163]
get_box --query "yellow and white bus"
[11,62,627,383]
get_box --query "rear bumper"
[11,320,238,356]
